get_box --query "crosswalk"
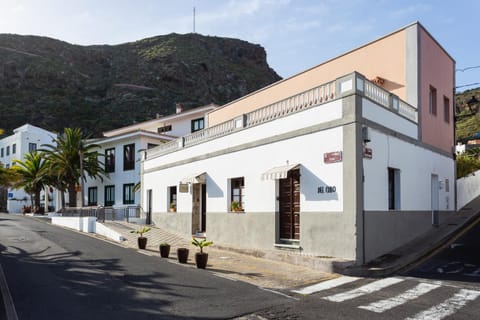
[292,276,480,319]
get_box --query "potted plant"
[159,242,171,258]
[177,247,189,263]
[191,238,213,269]
[231,201,243,212]
[130,226,151,249]
[169,203,176,212]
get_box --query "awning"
[261,164,300,180]
[180,172,206,184]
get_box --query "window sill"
[229,210,245,214]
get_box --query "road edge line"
[0,263,19,320]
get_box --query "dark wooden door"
[146,189,152,225]
[279,169,300,240]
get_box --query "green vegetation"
[40,128,105,207]
[130,226,151,237]
[12,151,50,209]
[191,238,213,254]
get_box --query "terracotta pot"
[195,252,209,269]
[137,237,147,249]
[159,244,170,258]
[177,248,189,263]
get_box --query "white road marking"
[405,289,480,320]
[323,277,404,302]
[291,276,359,295]
[358,282,440,313]
[0,263,19,320]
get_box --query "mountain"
[0,33,281,136]
[455,87,480,142]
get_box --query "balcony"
[146,72,417,161]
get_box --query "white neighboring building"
[0,124,57,213]
[83,104,217,221]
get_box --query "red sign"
[324,151,342,164]
[364,147,373,159]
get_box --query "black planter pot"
[195,252,209,269]
[159,245,171,258]
[177,248,189,263]
[137,237,147,249]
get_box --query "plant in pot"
[231,201,243,212]
[159,242,171,258]
[177,247,189,263]
[191,238,213,269]
[130,226,151,249]
[169,202,176,212]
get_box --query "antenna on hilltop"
[193,6,196,33]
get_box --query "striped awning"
[261,164,300,180]
[180,172,206,184]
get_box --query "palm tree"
[12,151,50,210]
[41,128,104,208]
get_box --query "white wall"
[144,99,345,214]
[362,98,418,139]
[364,128,455,211]
[457,169,480,209]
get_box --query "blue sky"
[0,0,478,92]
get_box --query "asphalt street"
[0,214,290,319]
[406,219,480,284]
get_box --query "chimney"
[176,103,183,114]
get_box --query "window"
[105,185,115,206]
[230,177,245,211]
[429,86,437,115]
[158,125,172,133]
[6,146,9,156]
[12,144,16,154]
[105,148,115,173]
[123,144,135,171]
[388,168,400,210]
[88,187,98,206]
[29,143,37,152]
[168,186,177,212]
[147,143,159,149]
[1,148,3,157]
[123,183,135,205]
[443,96,450,123]
[191,118,205,132]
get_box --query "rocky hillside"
[0,33,281,136]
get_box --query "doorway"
[431,174,439,226]
[192,183,206,234]
[146,189,152,225]
[278,169,300,241]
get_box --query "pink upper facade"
[207,22,455,154]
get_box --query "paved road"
[406,219,480,283]
[241,220,480,320]
[0,214,290,319]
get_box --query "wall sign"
[318,186,336,193]
[179,183,189,193]
[324,151,342,164]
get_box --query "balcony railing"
[146,73,418,160]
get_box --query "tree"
[41,128,105,208]
[12,151,50,210]
[457,153,480,178]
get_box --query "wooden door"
[279,169,300,240]
[201,184,206,232]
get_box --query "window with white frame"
[105,185,115,206]
[123,183,135,205]
[88,187,98,206]
[168,186,177,212]
[229,177,245,212]
[29,143,37,152]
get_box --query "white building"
[141,23,455,265]
[0,124,57,213]
[83,104,217,221]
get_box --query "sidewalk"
[102,221,333,290]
